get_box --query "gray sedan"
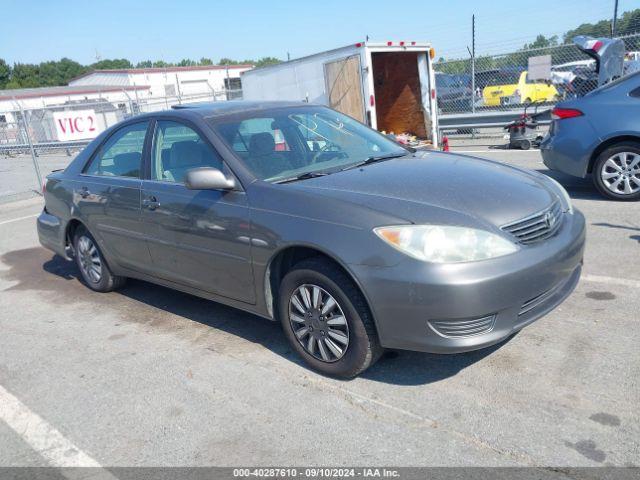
[38,102,585,377]
[541,71,640,200]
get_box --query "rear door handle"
[143,196,160,210]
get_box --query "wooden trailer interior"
[371,52,429,138]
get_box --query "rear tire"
[73,226,126,292]
[278,258,383,378]
[592,142,640,201]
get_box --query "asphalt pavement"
[0,148,638,468]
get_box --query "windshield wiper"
[341,152,409,171]
[274,171,330,184]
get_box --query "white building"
[0,85,150,115]
[69,64,253,99]
[0,64,254,146]
[0,85,151,144]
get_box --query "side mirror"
[185,167,236,191]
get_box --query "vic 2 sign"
[53,110,103,141]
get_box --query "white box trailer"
[241,41,439,147]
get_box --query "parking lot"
[0,148,638,468]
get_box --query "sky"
[2,0,638,65]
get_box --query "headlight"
[547,177,573,214]
[374,225,518,263]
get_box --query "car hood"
[293,151,557,228]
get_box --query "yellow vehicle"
[482,71,559,106]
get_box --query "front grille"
[519,279,566,316]
[501,201,563,244]
[428,315,496,338]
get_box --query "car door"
[79,120,152,272]
[141,118,255,303]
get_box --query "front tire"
[593,142,640,201]
[73,227,126,292]
[278,258,383,378]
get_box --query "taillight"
[551,107,583,120]
[588,40,603,52]
[42,180,47,195]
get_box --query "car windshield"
[209,106,408,182]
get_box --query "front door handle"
[143,196,160,210]
[76,187,90,198]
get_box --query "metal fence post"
[17,102,43,192]
[121,88,134,118]
[471,14,476,115]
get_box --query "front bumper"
[350,209,586,353]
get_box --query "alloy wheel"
[601,152,640,195]
[77,235,102,283]
[288,284,349,362]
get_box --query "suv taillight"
[551,107,583,120]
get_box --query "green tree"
[254,57,281,68]
[218,57,238,65]
[10,63,40,88]
[0,59,11,89]
[564,19,612,42]
[177,58,197,67]
[618,9,640,35]
[90,58,133,70]
[523,34,559,50]
[57,58,87,82]
[136,60,153,68]
[199,57,213,65]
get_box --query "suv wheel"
[278,258,383,378]
[593,142,640,201]
[73,227,126,292]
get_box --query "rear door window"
[85,121,149,178]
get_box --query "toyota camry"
[38,102,585,377]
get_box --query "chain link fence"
[434,32,640,116]
[0,88,242,202]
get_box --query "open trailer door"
[323,55,366,123]
[367,45,437,146]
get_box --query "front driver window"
[211,107,405,182]
[85,121,149,178]
[152,120,223,183]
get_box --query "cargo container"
[241,41,439,146]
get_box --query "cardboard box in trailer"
[241,41,439,147]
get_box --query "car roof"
[166,100,313,119]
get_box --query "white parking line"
[582,274,640,289]
[0,384,108,470]
[0,213,38,226]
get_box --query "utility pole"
[612,0,619,37]
[471,14,476,114]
